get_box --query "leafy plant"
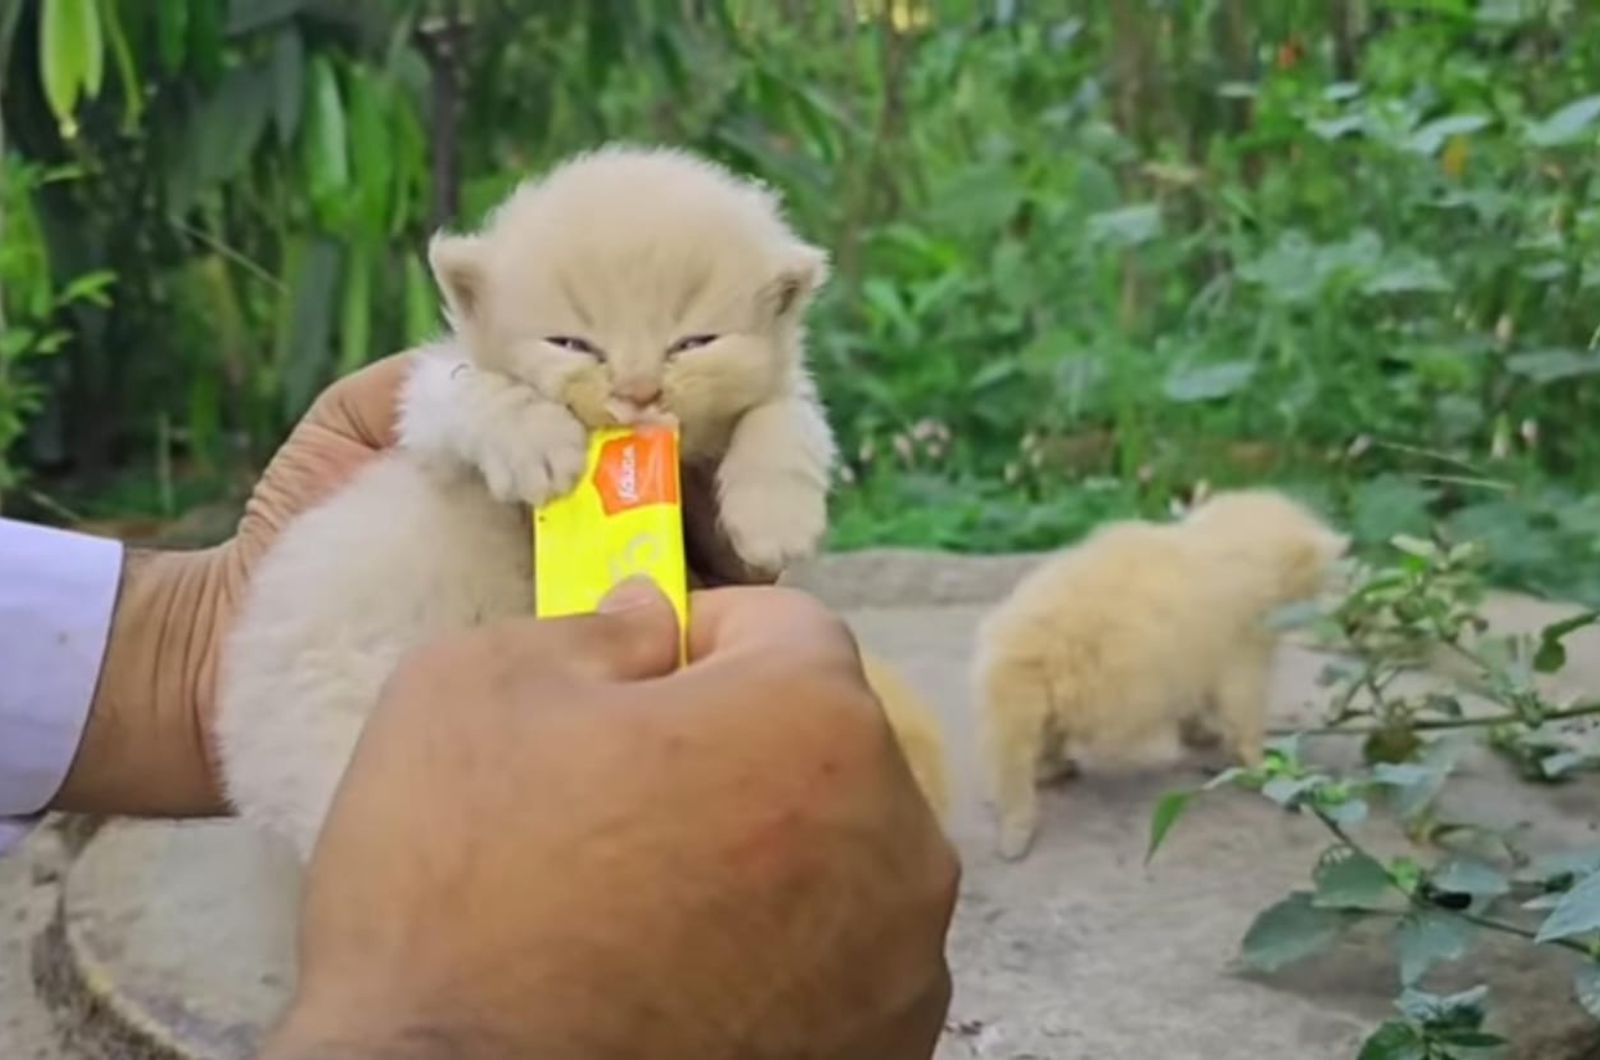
[0,154,113,508]
[1150,533,1600,1055]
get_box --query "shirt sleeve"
[0,518,123,853]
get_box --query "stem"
[168,218,286,293]
[1309,810,1592,956]
[1276,701,1600,738]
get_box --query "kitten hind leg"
[1209,647,1270,767]
[1178,712,1223,750]
[977,659,1054,861]
[220,629,410,863]
[1035,717,1080,785]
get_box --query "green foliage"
[1240,892,1357,974]
[0,0,1594,572]
[1144,789,1192,864]
[1149,534,1600,1053]
[0,154,113,507]
[1359,988,1505,1060]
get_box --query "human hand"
[51,354,766,816]
[262,583,958,1060]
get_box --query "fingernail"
[598,576,664,613]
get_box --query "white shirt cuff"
[1,518,123,849]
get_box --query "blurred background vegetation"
[1,0,1598,602]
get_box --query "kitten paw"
[477,403,588,505]
[997,815,1038,861]
[718,473,826,573]
[1230,738,1265,768]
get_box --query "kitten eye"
[667,334,719,356]
[546,336,602,359]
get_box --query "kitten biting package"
[533,425,689,658]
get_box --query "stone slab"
[0,822,76,1060]
[10,550,1600,1059]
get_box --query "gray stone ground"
[3,550,1599,1059]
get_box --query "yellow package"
[533,425,688,658]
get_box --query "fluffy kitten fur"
[861,652,950,822]
[972,490,1347,860]
[217,146,944,859]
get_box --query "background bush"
[1,0,1597,599]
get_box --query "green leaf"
[1309,114,1365,141]
[345,66,393,237]
[402,253,438,345]
[185,356,221,471]
[1538,610,1600,651]
[336,241,371,376]
[186,0,222,83]
[155,0,186,73]
[1575,962,1600,1021]
[1525,94,1600,147]
[1396,910,1477,985]
[1405,113,1492,155]
[1535,869,1600,943]
[277,236,342,420]
[1351,476,1437,547]
[1534,638,1566,674]
[1433,1028,1506,1049]
[1314,847,1397,911]
[1262,775,1320,807]
[1374,760,1450,820]
[192,59,274,186]
[98,0,141,132]
[0,0,24,86]
[1240,893,1352,973]
[57,270,114,305]
[39,0,103,137]
[1505,349,1600,384]
[1391,534,1438,559]
[302,56,351,227]
[1146,789,1194,863]
[1430,858,1510,898]
[1362,256,1451,296]
[969,359,1023,392]
[1086,204,1163,247]
[1517,847,1600,887]
[270,27,305,146]
[1322,796,1370,827]
[1398,985,1489,1027]
[1358,1021,1426,1060]
[387,83,426,236]
[1164,360,1256,403]
[1203,766,1248,792]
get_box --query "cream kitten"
[217,146,843,860]
[972,490,1347,861]
[861,652,951,823]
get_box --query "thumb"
[543,577,681,683]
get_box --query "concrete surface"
[3,549,1599,1059]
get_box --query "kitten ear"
[429,233,489,325]
[768,243,830,323]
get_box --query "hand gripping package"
[533,426,689,659]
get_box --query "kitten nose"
[614,379,662,407]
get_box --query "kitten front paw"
[478,403,589,505]
[718,473,827,573]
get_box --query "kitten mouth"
[604,398,678,428]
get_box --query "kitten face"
[1185,490,1349,601]
[430,147,826,453]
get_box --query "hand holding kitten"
[51,351,762,820]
